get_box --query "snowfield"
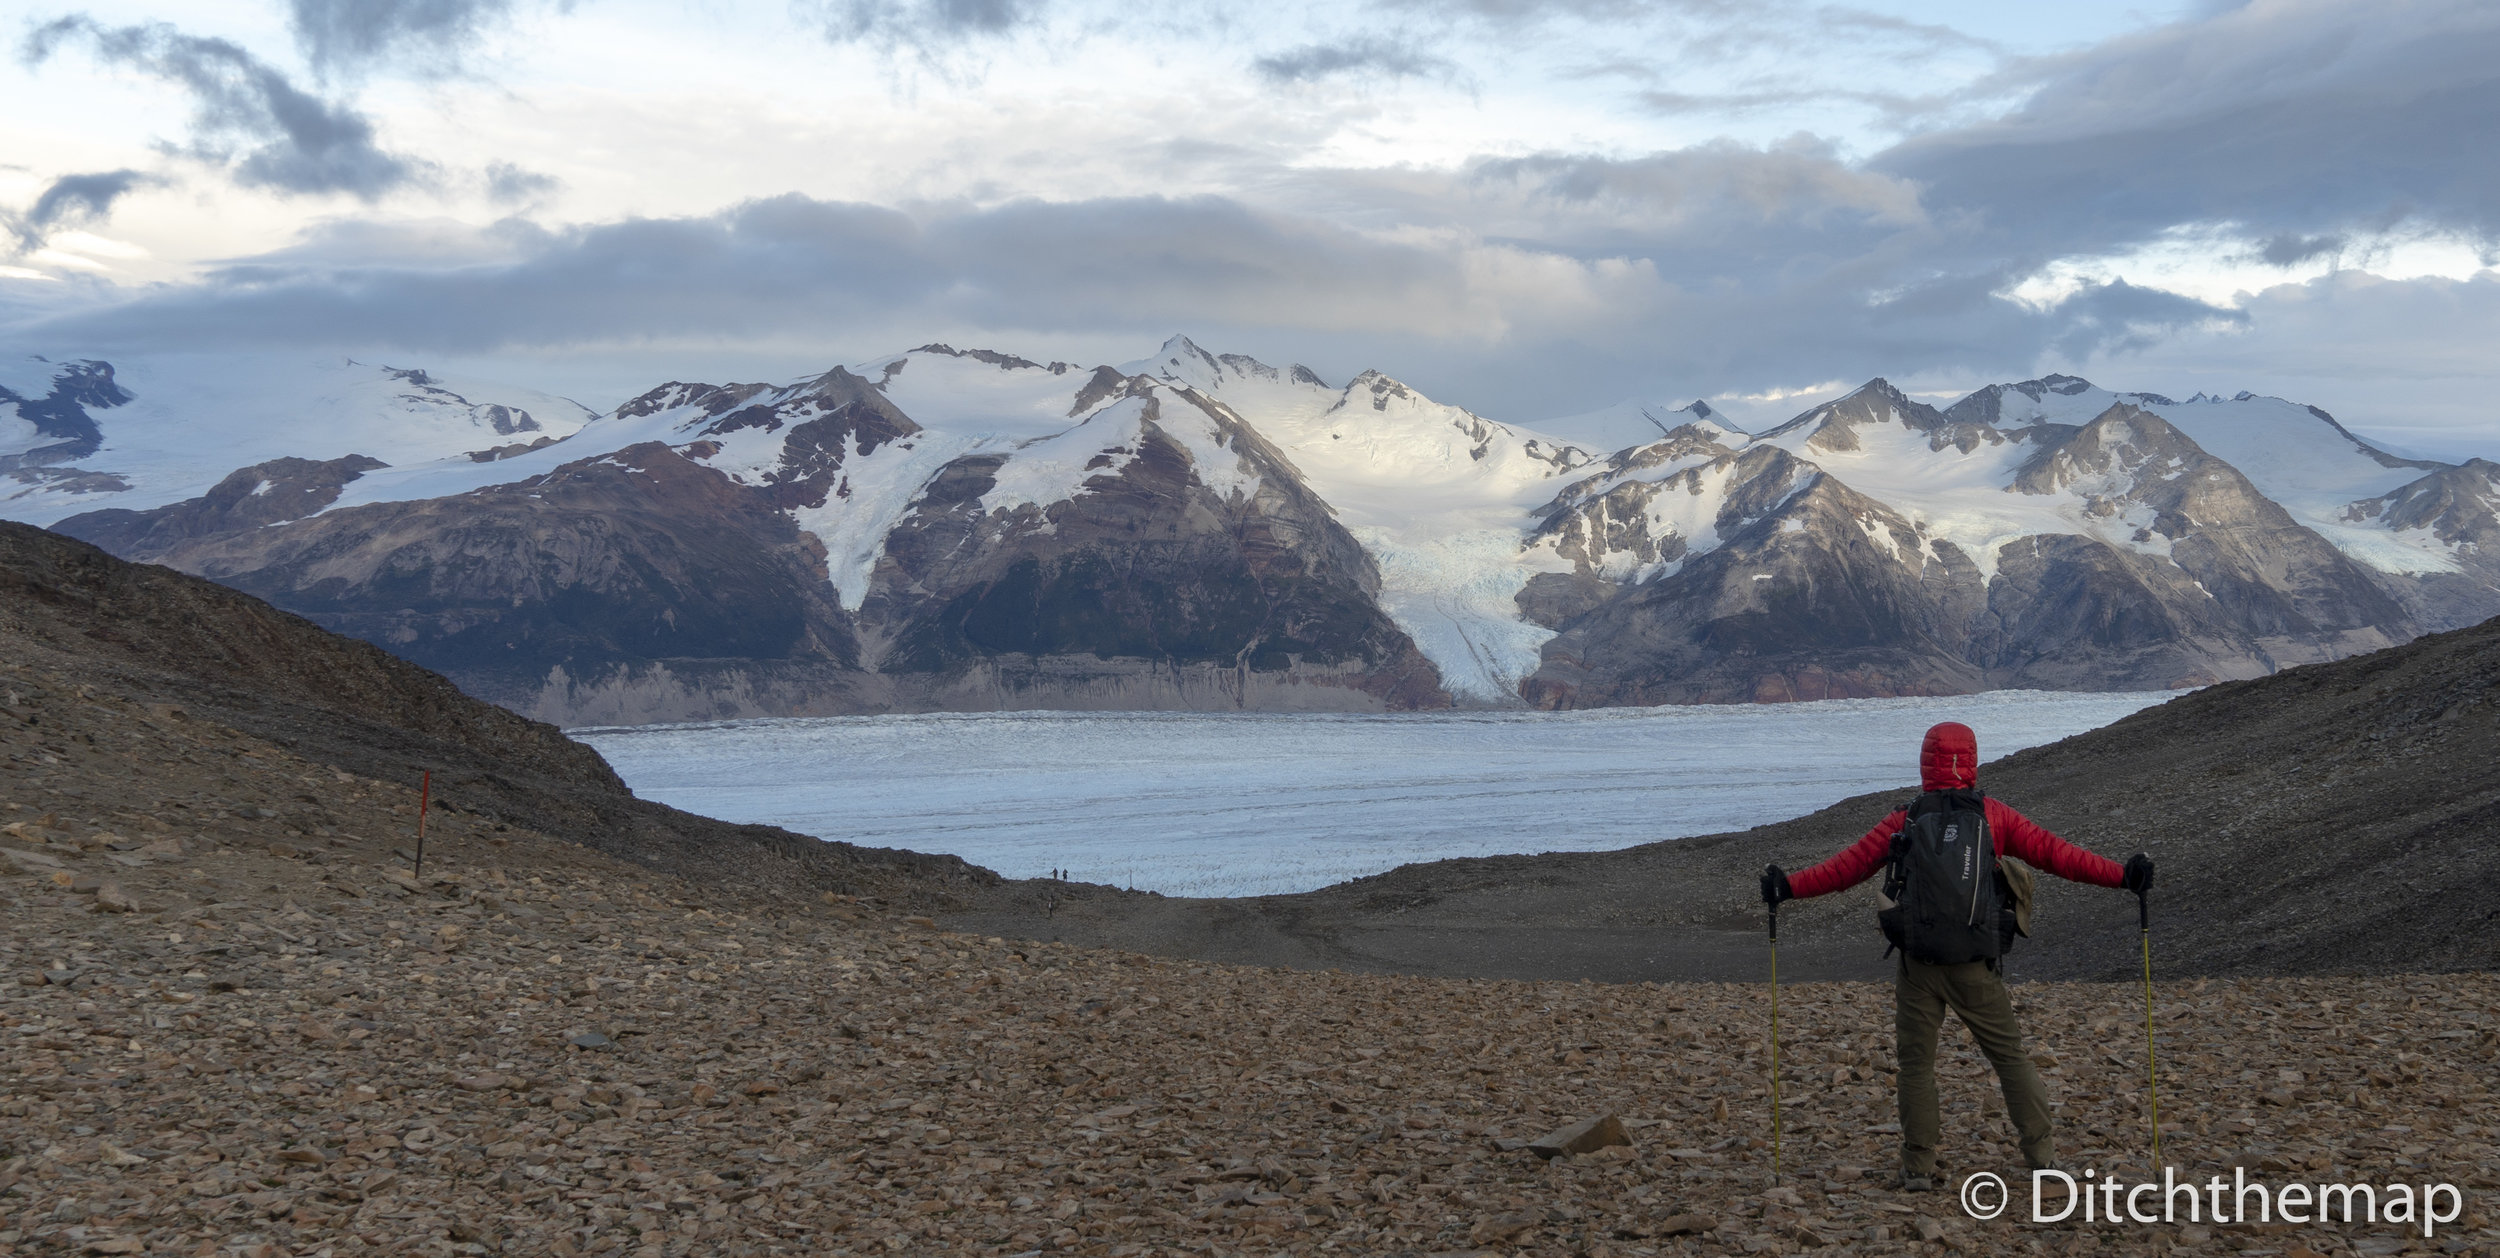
[574,688,2183,897]
[2,353,596,525]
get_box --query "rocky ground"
[7,660,2500,1258]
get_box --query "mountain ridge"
[11,340,2498,721]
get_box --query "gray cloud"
[1639,85,1939,121]
[484,161,560,205]
[8,168,161,248]
[23,18,418,199]
[27,169,154,229]
[804,0,1043,47]
[288,0,516,75]
[1254,36,1451,83]
[1812,6,2001,56]
[2257,232,2346,268]
[1876,1,2500,261]
[1373,0,1732,23]
[1386,0,1994,78]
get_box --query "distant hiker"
[1758,721,2152,1191]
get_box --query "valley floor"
[5,663,2499,1257]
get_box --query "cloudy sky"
[3,0,2495,450]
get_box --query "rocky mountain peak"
[59,454,391,558]
[1128,335,1322,397]
[1754,377,1946,452]
[2025,373,2097,397]
[612,380,773,421]
[1340,370,1422,412]
[905,344,1071,374]
[786,364,922,428]
[40,359,133,412]
[2345,458,2500,543]
[2009,403,2204,499]
[1,358,130,472]
[1672,405,1745,444]
[1942,373,2108,427]
[378,363,549,434]
[1149,333,1218,370]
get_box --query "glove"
[2121,853,2154,894]
[1760,864,1793,907]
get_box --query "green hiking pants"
[1895,956,2054,1177]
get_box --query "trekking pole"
[1768,896,1783,1186]
[2138,888,2162,1172]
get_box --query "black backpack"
[1876,790,2015,966]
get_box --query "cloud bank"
[287,0,517,76]
[2,0,2496,439]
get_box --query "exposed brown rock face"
[2346,457,2500,626]
[669,366,924,511]
[0,359,125,475]
[51,367,1450,721]
[862,386,1445,713]
[2007,407,2407,645]
[1525,459,1990,708]
[1522,398,2420,709]
[71,442,867,711]
[52,454,388,556]
[31,352,2499,719]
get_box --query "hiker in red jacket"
[1758,721,2152,1191]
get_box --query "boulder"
[1526,1113,1631,1159]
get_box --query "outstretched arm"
[1786,809,1909,899]
[1987,799,2125,887]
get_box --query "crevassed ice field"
[574,690,2182,898]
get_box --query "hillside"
[0,520,982,905]
[952,611,2500,985]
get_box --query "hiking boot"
[1899,1173,1935,1193]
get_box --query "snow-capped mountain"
[1122,338,1598,700]
[11,340,2498,722]
[47,342,1446,721]
[1516,377,2487,706]
[1,354,595,525]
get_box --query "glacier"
[574,688,2182,897]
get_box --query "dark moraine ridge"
[0,520,985,906]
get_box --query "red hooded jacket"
[1786,721,2125,899]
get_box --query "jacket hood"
[1920,722,1978,792]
